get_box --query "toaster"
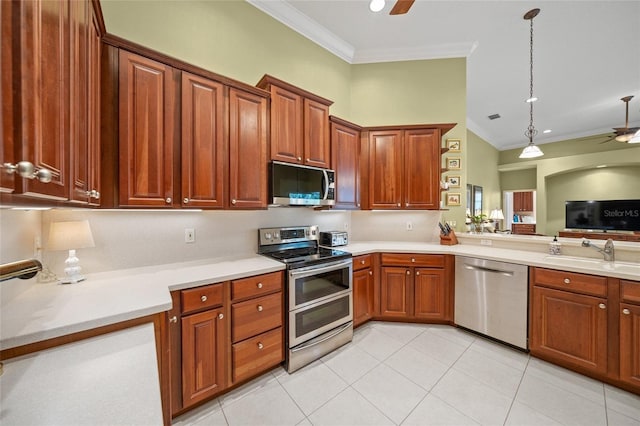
[319,231,348,247]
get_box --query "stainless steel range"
[258,225,353,373]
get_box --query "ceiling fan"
[600,95,640,144]
[369,0,415,15]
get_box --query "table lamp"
[489,209,505,231]
[47,220,95,284]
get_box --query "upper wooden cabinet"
[1,0,102,205]
[330,117,362,209]
[514,191,534,212]
[257,75,333,168]
[363,124,455,210]
[118,50,179,208]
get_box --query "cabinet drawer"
[353,254,372,271]
[182,283,224,315]
[232,292,282,342]
[232,327,283,383]
[232,271,283,301]
[512,224,536,234]
[621,280,640,304]
[381,253,444,268]
[533,268,607,297]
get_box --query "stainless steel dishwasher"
[455,256,529,350]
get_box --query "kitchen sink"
[602,262,640,274]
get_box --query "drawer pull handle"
[361,260,365,265]
[623,308,631,315]
[598,303,606,310]
[165,197,172,204]
[257,282,263,289]
[169,316,177,323]
[563,278,571,284]
[201,295,207,302]
[257,342,264,350]
[257,305,263,312]
[411,258,416,263]
[218,313,224,320]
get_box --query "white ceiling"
[248,0,640,151]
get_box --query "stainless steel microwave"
[270,161,335,206]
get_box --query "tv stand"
[559,230,640,242]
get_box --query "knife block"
[439,230,459,245]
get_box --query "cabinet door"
[380,267,411,318]
[119,50,178,207]
[303,98,330,168]
[368,130,403,209]
[181,72,226,209]
[269,85,302,164]
[530,286,607,375]
[331,120,360,209]
[620,303,640,387]
[182,308,227,408]
[18,0,70,200]
[404,129,440,209]
[1,0,16,195]
[414,268,449,320]
[86,6,101,206]
[353,268,374,327]
[229,88,268,209]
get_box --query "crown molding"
[352,41,479,64]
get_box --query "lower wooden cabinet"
[181,307,227,407]
[620,280,640,388]
[379,253,452,322]
[353,255,374,327]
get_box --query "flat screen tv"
[565,200,640,231]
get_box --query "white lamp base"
[60,249,86,284]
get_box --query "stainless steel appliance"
[258,225,353,372]
[454,256,529,350]
[319,231,348,247]
[269,161,336,207]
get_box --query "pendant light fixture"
[519,8,544,159]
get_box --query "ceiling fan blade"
[390,0,415,15]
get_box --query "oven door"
[289,291,353,347]
[288,258,352,311]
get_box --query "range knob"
[265,232,272,240]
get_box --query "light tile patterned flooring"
[173,321,640,426]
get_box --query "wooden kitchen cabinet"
[530,268,608,376]
[330,117,362,209]
[353,255,375,327]
[119,50,179,207]
[1,0,102,205]
[181,72,226,209]
[363,124,455,210]
[512,223,536,235]
[230,271,284,384]
[620,281,640,387]
[257,74,333,168]
[228,88,268,209]
[513,191,534,212]
[379,253,452,322]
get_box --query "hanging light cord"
[525,15,538,143]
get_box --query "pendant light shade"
[519,8,544,159]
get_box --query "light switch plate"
[185,228,195,243]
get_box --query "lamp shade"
[48,220,95,251]
[519,143,544,158]
[489,209,505,220]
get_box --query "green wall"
[500,169,537,191]
[546,166,640,236]
[466,130,500,215]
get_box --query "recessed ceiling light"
[369,0,385,12]
[525,97,538,103]
[543,129,552,134]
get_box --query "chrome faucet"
[581,238,615,262]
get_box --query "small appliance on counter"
[319,231,348,247]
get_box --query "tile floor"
[173,321,640,426]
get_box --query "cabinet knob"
[183,197,189,204]
[406,270,410,275]
[357,203,360,207]
[169,315,177,323]
[218,313,224,320]
[397,203,401,207]
[2,161,52,183]
[369,270,373,275]
[231,199,237,205]
[623,308,631,315]
[416,271,420,276]
[85,189,100,199]
[563,278,571,284]
[201,295,207,302]
[360,260,365,265]
[257,342,264,350]
[257,305,263,312]
[297,157,302,161]
[411,258,416,263]
[598,303,606,310]
[257,282,263,289]
[165,197,172,204]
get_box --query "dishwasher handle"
[464,263,515,277]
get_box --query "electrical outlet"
[344,223,349,231]
[406,221,413,231]
[447,220,457,227]
[34,236,42,259]
[480,239,492,246]
[185,228,195,243]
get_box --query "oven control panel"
[259,225,319,246]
